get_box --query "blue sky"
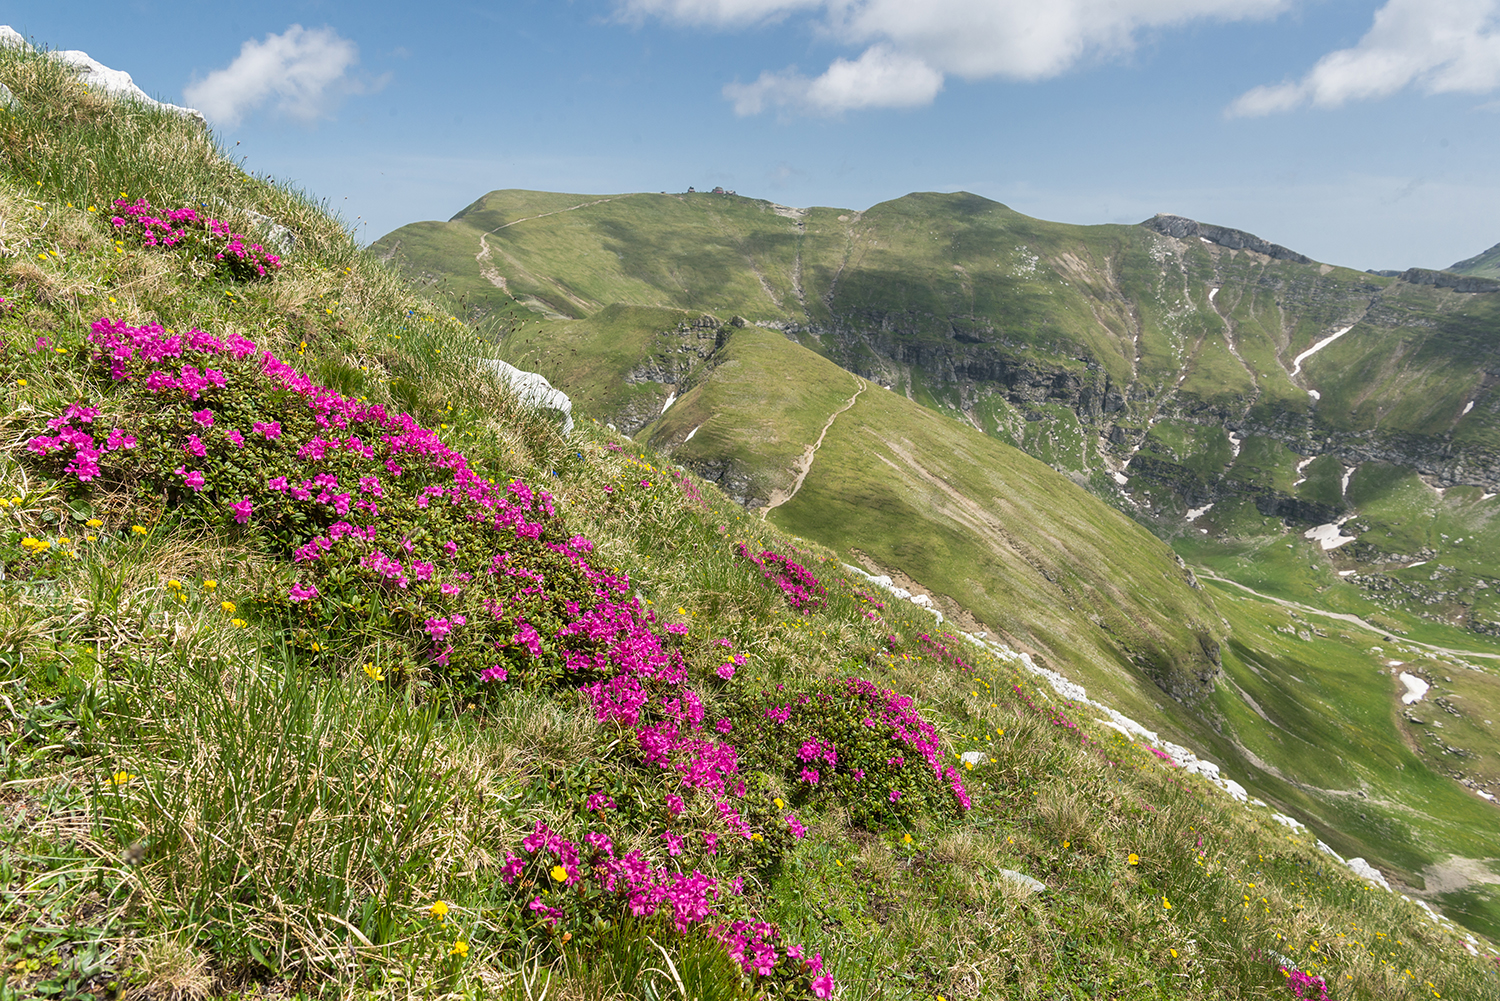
[8,0,1500,270]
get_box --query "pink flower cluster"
[1279,968,1330,1001]
[504,821,828,992]
[111,199,283,278]
[25,403,136,482]
[735,544,827,612]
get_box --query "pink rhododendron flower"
[192,408,213,427]
[174,466,206,491]
[230,495,252,524]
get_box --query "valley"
[377,189,1500,938]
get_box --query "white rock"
[998,869,1047,894]
[476,358,573,434]
[1316,840,1346,863]
[1271,812,1306,831]
[54,48,205,122]
[1412,898,1445,924]
[245,210,295,254]
[1345,857,1391,890]
[1,25,204,123]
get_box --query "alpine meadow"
[2,28,1500,1001]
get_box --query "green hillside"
[3,38,1499,1001]
[377,188,1500,940]
[1450,241,1500,280]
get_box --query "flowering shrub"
[33,317,694,701]
[736,676,971,829]
[19,314,881,997]
[110,198,282,281]
[499,819,831,995]
[735,544,826,612]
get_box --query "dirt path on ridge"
[761,375,866,517]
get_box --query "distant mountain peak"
[1143,213,1313,265]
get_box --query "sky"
[7,0,1500,270]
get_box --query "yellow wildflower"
[110,771,134,786]
[450,939,468,957]
[550,865,568,882]
[364,662,385,682]
[85,518,102,528]
[220,601,236,614]
[1128,853,1140,865]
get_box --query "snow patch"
[1112,471,1129,485]
[1307,389,1321,401]
[1463,400,1475,415]
[1341,465,1354,496]
[684,423,702,442]
[1400,672,1430,705]
[1290,324,1355,379]
[1304,521,1356,550]
[1185,503,1214,522]
[1484,493,1496,501]
[1407,560,1428,569]
[659,390,676,414]
[1209,287,1220,302]
[1339,569,1357,576]
[1293,456,1316,487]
[1228,433,1243,458]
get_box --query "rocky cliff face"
[1143,213,1313,265]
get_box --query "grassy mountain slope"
[3,40,1499,1001]
[378,189,1500,936]
[644,327,1221,717]
[1450,242,1500,280]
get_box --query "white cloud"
[725,44,943,114]
[1229,0,1500,116]
[627,0,1290,113]
[185,25,365,127]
